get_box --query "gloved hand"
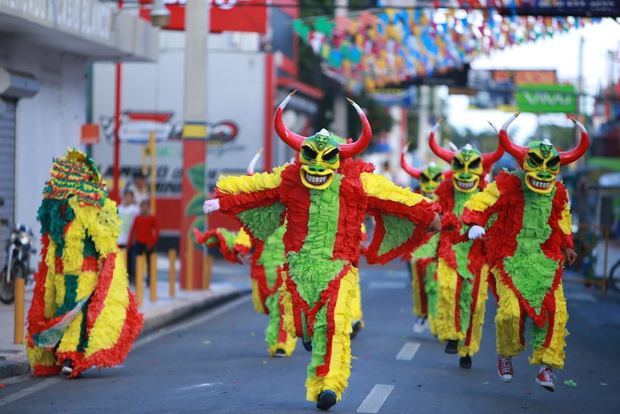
[203,199,220,214]
[468,225,485,240]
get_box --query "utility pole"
[417,85,431,164]
[180,0,209,290]
[332,0,348,137]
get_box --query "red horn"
[339,98,373,158]
[428,123,454,162]
[400,147,422,179]
[274,91,306,152]
[499,113,528,165]
[560,118,589,165]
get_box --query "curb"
[0,288,251,380]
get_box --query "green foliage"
[186,163,205,192]
[185,193,205,216]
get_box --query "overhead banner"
[138,0,267,33]
[516,84,577,113]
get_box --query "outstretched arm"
[209,168,286,242]
[360,172,440,264]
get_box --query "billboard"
[138,0,267,34]
[516,84,577,113]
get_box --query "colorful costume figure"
[26,149,143,378]
[463,114,586,391]
[204,94,439,410]
[195,224,297,357]
[400,149,445,335]
[428,126,503,369]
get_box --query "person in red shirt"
[128,200,159,285]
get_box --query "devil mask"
[274,92,372,190]
[499,113,589,194]
[428,124,504,193]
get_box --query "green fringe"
[38,199,75,257]
[503,178,557,313]
[377,215,415,256]
[264,291,282,348]
[425,261,439,318]
[288,175,345,305]
[238,203,285,241]
[458,278,474,334]
[307,307,328,378]
[412,233,439,260]
[258,225,286,287]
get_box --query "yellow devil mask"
[274,91,372,190]
[400,148,444,199]
[499,113,590,195]
[428,124,504,193]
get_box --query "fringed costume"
[195,225,296,357]
[26,149,143,378]
[463,114,587,390]
[400,150,446,335]
[205,94,439,410]
[427,125,503,368]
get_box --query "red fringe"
[85,254,117,330]
[27,234,51,343]
[194,228,241,264]
[32,364,62,377]
[82,256,99,272]
[462,172,570,326]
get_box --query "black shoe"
[273,348,287,358]
[459,355,472,369]
[445,340,458,354]
[303,341,313,352]
[350,320,363,339]
[316,390,337,411]
[61,360,73,377]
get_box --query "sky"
[446,18,620,143]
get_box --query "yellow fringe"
[494,269,526,357]
[360,172,430,206]
[43,241,57,319]
[529,283,568,369]
[306,267,357,402]
[217,169,282,195]
[558,190,572,237]
[463,181,500,213]
[458,265,489,357]
[410,259,425,317]
[251,279,267,314]
[350,280,363,323]
[435,259,464,341]
[279,274,297,340]
[234,228,252,249]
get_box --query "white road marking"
[368,281,407,289]
[0,378,61,408]
[0,295,251,407]
[178,382,224,391]
[396,342,421,360]
[357,384,395,414]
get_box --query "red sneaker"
[536,366,556,392]
[498,356,513,383]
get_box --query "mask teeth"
[305,172,329,185]
[529,176,552,190]
[456,179,475,190]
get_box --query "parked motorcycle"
[0,224,35,304]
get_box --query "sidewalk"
[0,257,251,379]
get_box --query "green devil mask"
[400,149,444,200]
[274,91,372,190]
[499,113,589,194]
[428,124,504,193]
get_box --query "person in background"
[126,171,149,206]
[118,190,139,281]
[128,200,160,285]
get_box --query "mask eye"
[468,158,481,170]
[527,152,544,167]
[322,148,339,162]
[546,156,560,169]
[302,146,318,161]
[432,173,443,182]
[420,174,430,183]
[452,158,464,169]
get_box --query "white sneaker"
[535,366,556,392]
[413,317,428,334]
[498,356,513,383]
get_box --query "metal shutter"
[0,97,16,264]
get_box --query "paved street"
[1,262,619,414]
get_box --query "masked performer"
[430,125,503,369]
[464,114,585,391]
[26,149,143,378]
[203,93,440,410]
[401,149,446,334]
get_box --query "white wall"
[0,36,87,238]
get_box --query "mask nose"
[309,164,325,173]
[460,172,473,180]
[537,171,553,180]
